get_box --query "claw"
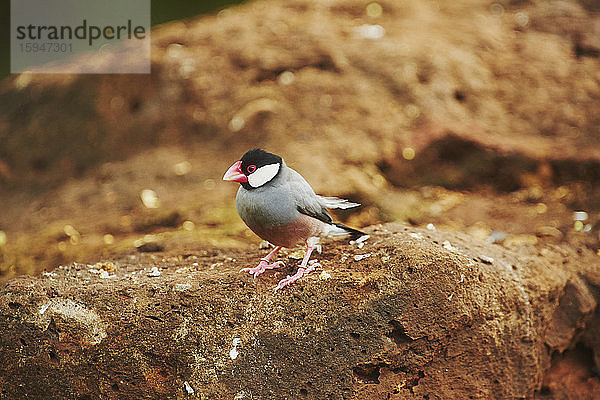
[274,264,316,292]
[240,259,284,278]
[239,246,283,279]
[274,237,322,292]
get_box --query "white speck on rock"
[354,24,385,39]
[356,235,370,243]
[147,266,161,277]
[426,223,437,231]
[319,271,331,280]
[354,253,372,261]
[184,381,194,395]
[234,390,252,400]
[174,282,192,292]
[99,270,116,279]
[230,337,241,360]
[409,232,424,239]
[39,303,50,315]
[442,241,455,251]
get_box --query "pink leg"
[275,237,321,292]
[240,246,284,278]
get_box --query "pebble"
[288,250,305,260]
[354,253,372,261]
[350,235,370,249]
[353,24,385,39]
[174,283,192,292]
[319,271,331,280]
[356,235,370,243]
[230,338,241,360]
[442,241,455,251]
[487,231,507,244]
[573,211,588,221]
[99,270,116,279]
[184,381,194,395]
[140,189,160,209]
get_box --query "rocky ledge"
[1,224,598,399]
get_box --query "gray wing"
[283,167,334,225]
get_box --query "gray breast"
[235,180,299,230]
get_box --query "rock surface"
[1,224,599,399]
[1,0,600,281]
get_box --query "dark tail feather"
[333,223,366,240]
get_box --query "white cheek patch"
[248,163,280,188]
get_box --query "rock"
[136,242,165,253]
[0,224,598,399]
[2,0,600,283]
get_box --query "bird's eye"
[246,164,257,174]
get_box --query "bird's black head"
[239,149,283,189]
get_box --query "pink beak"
[222,160,248,183]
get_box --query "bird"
[222,149,367,291]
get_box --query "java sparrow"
[223,149,366,291]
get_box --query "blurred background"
[0,0,599,283]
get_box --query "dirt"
[0,0,600,398]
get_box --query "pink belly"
[249,214,325,248]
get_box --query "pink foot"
[274,262,320,292]
[240,259,284,278]
[274,237,321,292]
[240,245,283,278]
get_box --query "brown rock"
[0,224,598,399]
[2,0,600,282]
